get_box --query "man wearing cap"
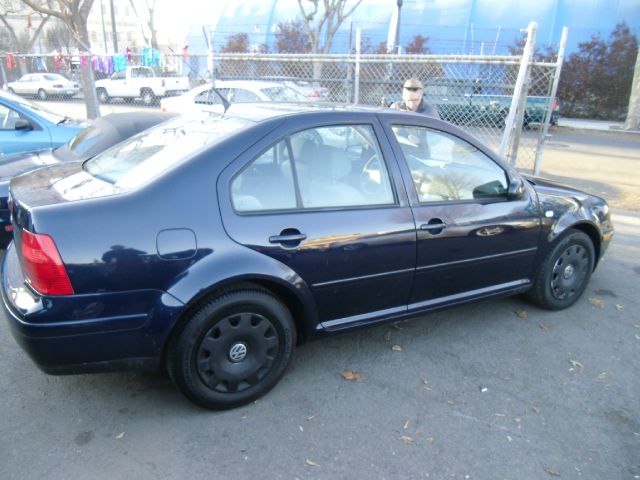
[390,78,440,118]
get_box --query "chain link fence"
[0,24,563,172]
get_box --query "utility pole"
[110,0,118,53]
[624,48,640,131]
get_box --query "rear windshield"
[84,114,250,189]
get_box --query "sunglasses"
[404,87,422,92]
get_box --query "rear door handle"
[269,233,307,243]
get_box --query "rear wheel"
[96,88,110,103]
[526,230,594,310]
[141,88,156,106]
[37,89,48,100]
[167,288,295,409]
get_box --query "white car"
[7,73,79,100]
[160,80,310,113]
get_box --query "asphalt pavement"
[0,104,638,480]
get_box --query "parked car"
[0,89,86,156]
[283,80,331,102]
[160,80,310,113]
[2,105,613,410]
[0,111,176,247]
[7,73,80,100]
[95,66,190,105]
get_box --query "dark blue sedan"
[1,104,614,409]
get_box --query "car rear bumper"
[1,243,185,374]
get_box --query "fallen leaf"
[447,400,455,406]
[115,432,125,439]
[506,435,513,442]
[340,370,362,381]
[539,323,549,331]
[615,304,624,311]
[569,359,584,369]
[403,420,409,430]
[532,406,541,414]
[426,436,434,444]
[305,459,320,467]
[480,387,488,393]
[420,376,429,385]
[384,331,392,342]
[401,435,414,444]
[494,413,506,417]
[597,372,609,381]
[391,344,402,352]
[299,425,304,432]
[514,417,522,424]
[223,431,229,438]
[515,310,528,318]
[306,414,317,421]
[544,466,560,477]
[589,297,604,309]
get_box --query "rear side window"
[84,114,251,189]
[231,124,395,212]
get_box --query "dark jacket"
[390,99,440,119]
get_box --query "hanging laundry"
[113,54,127,72]
[6,53,15,69]
[80,52,88,69]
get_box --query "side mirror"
[14,119,32,131]
[507,176,526,200]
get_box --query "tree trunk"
[75,23,101,119]
[624,49,640,130]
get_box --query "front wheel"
[37,89,48,100]
[526,230,595,310]
[166,288,296,409]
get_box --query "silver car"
[7,73,79,100]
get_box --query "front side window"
[231,124,395,213]
[392,125,508,202]
[0,104,23,130]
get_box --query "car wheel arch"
[162,276,315,366]
[548,219,601,269]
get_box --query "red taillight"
[552,98,558,111]
[21,230,74,295]
[5,225,12,232]
[307,91,320,98]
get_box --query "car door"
[218,116,417,330]
[0,101,51,155]
[108,70,127,97]
[15,75,33,95]
[384,121,541,310]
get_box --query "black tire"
[141,88,156,106]
[526,230,595,310]
[166,288,296,409]
[37,88,48,100]
[96,88,110,104]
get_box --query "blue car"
[1,105,614,409]
[0,89,86,156]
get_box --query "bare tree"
[20,0,100,118]
[128,0,157,49]
[296,0,362,54]
[44,18,73,52]
[0,0,50,73]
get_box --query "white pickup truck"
[95,66,190,105]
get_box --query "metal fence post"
[499,21,538,162]
[533,26,568,176]
[354,28,361,105]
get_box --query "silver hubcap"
[229,343,248,363]
[563,264,574,279]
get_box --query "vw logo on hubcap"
[229,343,248,363]
[563,264,575,280]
